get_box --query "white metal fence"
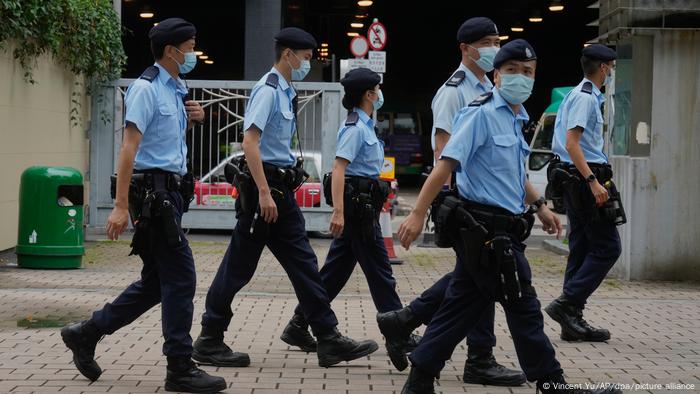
[88,79,344,231]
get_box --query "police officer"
[546,44,622,342]
[278,67,419,370]
[193,27,378,369]
[377,17,526,386]
[60,18,226,393]
[395,39,622,394]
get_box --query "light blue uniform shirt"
[125,63,189,175]
[336,108,384,178]
[430,63,493,151]
[441,88,531,214]
[552,78,608,164]
[244,67,297,167]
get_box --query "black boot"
[536,373,622,393]
[544,296,589,341]
[192,326,250,367]
[280,314,317,352]
[560,307,610,342]
[60,320,103,382]
[315,327,378,367]
[376,307,422,371]
[165,356,227,393]
[401,366,436,394]
[463,348,526,386]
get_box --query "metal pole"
[331,54,336,82]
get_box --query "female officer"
[280,68,417,370]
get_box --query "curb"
[542,239,569,256]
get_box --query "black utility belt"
[433,196,534,248]
[262,162,307,191]
[322,172,389,209]
[549,158,613,183]
[460,199,535,241]
[110,171,194,197]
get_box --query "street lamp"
[549,0,564,12]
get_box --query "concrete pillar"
[244,0,282,80]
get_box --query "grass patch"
[601,278,622,289]
[409,252,438,267]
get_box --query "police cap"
[274,27,318,49]
[582,44,617,61]
[148,18,196,46]
[340,68,381,93]
[493,39,537,69]
[457,17,499,44]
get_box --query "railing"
[88,79,344,231]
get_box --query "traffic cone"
[379,200,403,265]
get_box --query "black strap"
[139,66,159,82]
[445,70,466,87]
[468,92,494,107]
[581,81,593,94]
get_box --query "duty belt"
[132,169,184,192]
[461,200,535,241]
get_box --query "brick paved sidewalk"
[0,238,698,393]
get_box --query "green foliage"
[0,0,125,84]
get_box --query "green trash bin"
[15,166,85,269]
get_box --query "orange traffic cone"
[379,200,403,265]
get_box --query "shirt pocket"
[156,103,178,136]
[490,134,519,172]
[363,135,384,170]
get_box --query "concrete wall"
[610,30,700,281]
[0,44,89,251]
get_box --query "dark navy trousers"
[294,220,403,317]
[562,183,622,307]
[91,191,196,357]
[409,270,497,351]
[202,189,338,334]
[409,239,562,381]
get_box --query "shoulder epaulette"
[138,66,159,82]
[265,73,279,89]
[445,70,466,87]
[345,112,359,126]
[468,91,494,107]
[581,81,593,94]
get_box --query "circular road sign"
[367,21,387,50]
[350,36,370,58]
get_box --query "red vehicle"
[194,152,323,208]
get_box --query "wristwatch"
[533,196,547,211]
[586,174,596,183]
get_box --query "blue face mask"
[289,51,311,81]
[470,45,499,72]
[373,89,384,111]
[173,48,197,74]
[498,73,535,105]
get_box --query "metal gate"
[88,79,344,231]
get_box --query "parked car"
[194,151,324,208]
[527,87,574,214]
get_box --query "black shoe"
[60,320,103,382]
[405,333,422,352]
[463,349,526,386]
[401,366,436,394]
[280,314,317,352]
[165,356,227,393]
[537,374,622,393]
[545,296,589,340]
[563,308,610,342]
[316,327,378,367]
[377,307,422,371]
[192,326,250,367]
